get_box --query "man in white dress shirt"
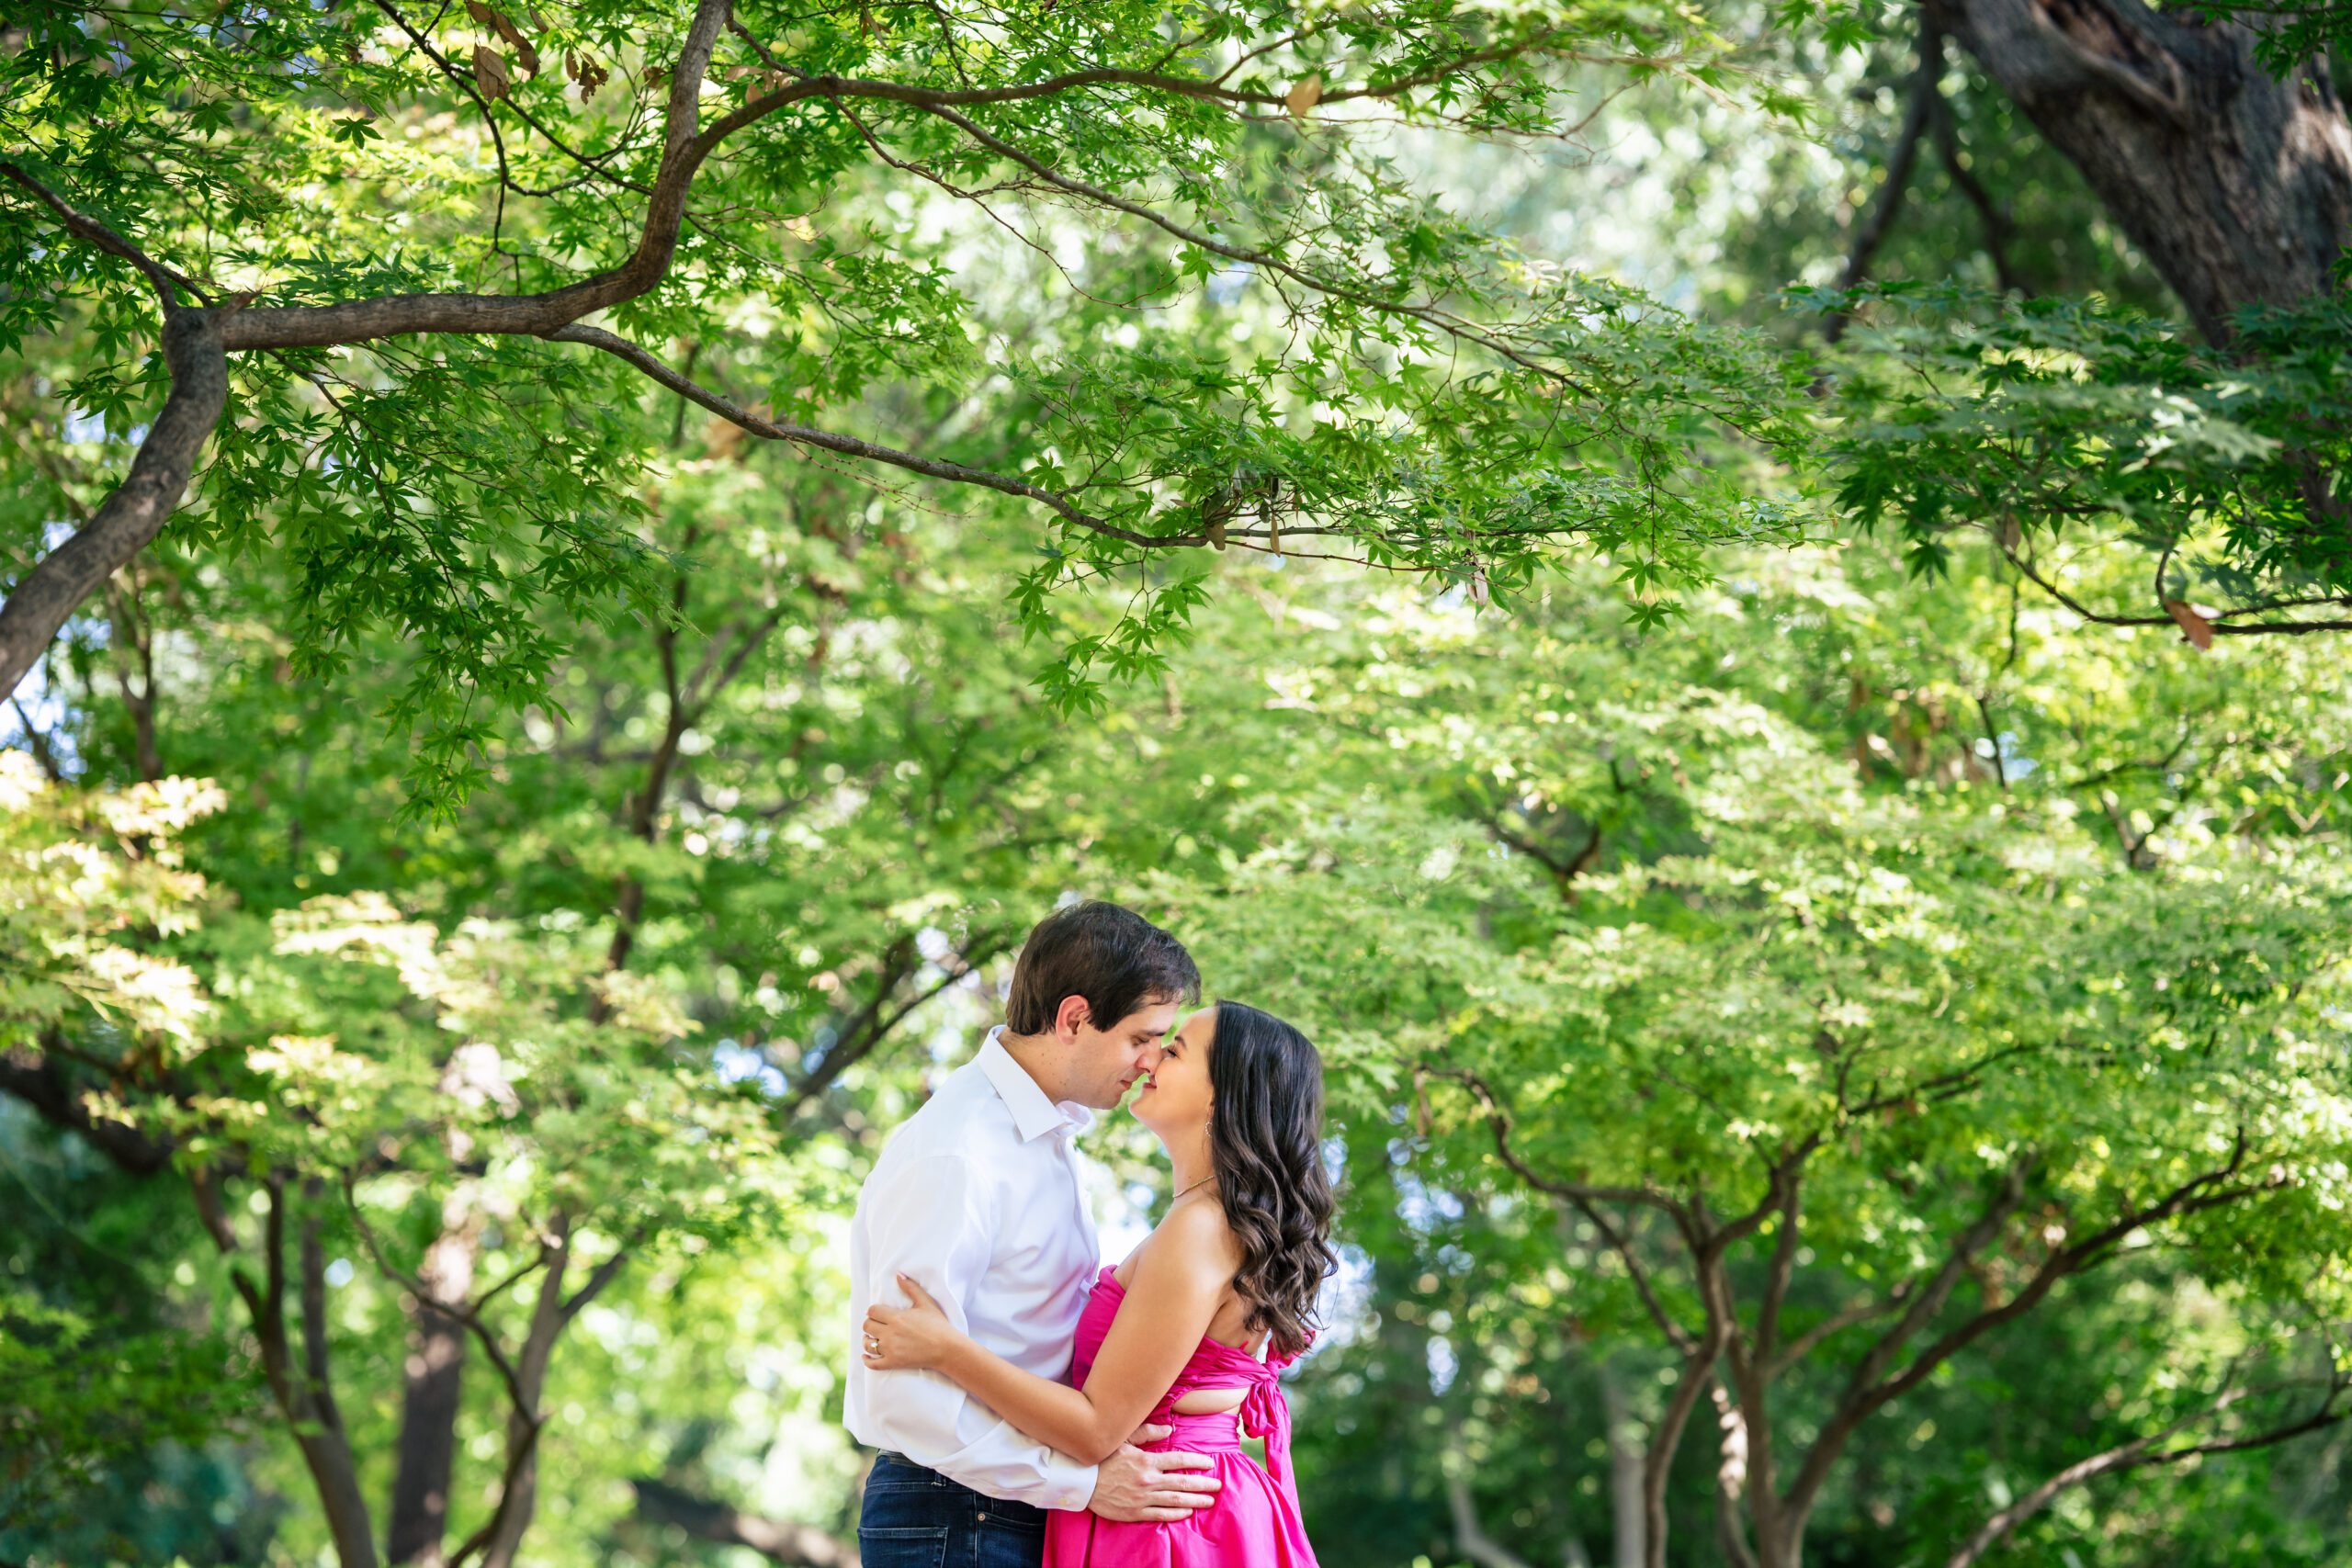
[848,901,1223,1568]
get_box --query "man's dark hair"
[1003,901,1201,1035]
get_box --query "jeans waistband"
[868,1453,1049,1517]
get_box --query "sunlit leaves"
[1811,284,2352,620]
[2,0,1823,805]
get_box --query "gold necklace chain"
[1171,1175,1217,1204]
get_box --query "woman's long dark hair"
[1206,1001,1338,1357]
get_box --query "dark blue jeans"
[858,1453,1051,1568]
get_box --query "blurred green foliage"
[6,0,2352,1562]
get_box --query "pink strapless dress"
[1044,1266,1319,1568]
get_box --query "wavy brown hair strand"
[1206,1001,1339,1358]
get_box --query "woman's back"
[1047,1266,1318,1567]
[1108,1196,1258,1414]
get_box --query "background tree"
[0,0,1810,803]
[14,0,2352,1562]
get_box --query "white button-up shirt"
[845,1028,1101,1509]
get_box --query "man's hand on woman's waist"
[1086,1423,1220,1522]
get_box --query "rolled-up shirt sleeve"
[856,1152,1099,1510]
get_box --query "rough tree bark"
[1932,0,2352,343]
[0,293,229,695]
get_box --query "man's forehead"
[1117,998,1181,1034]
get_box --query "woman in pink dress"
[862,1000,1335,1567]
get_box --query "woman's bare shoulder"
[1151,1194,1244,1276]
[1114,1194,1244,1292]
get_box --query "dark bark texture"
[1934,0,2352,343]
[0,305,228,699]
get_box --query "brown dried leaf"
[1283,73,1321,119]
[472,43,511,100]
[565,48,608,94]
[2164,599,2214,651]
[479,5,540,74]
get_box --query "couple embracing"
[845,900,1334,1568]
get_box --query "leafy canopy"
[1,0,1813,811]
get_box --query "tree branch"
[1561,1195,1699,1355]
[0,1040,175,1175]
[1488,815,1603,904]
[786,930,1012,1111]
[1946,1382,2349,1567]
[1825,22,1943,344]
[0,288,234,700]
[341,1173,535,1417]
[899,96,1595,390]
[1930,97,2025,295]
[216,0,735,352]
[300,1178,348,1443]
[1785,1137,2277,1529]
[630,1477,862,1566]
[1764,1291,1908,1380]
[2000,540,2352,637]
[1437,1069,1686,1214]
[0,161,209,304]
[544,323,1194,548]
[1781,1153,2034,1524]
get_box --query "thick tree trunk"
[1934,0,2352,343]
[387,1223,477,1566]
[0,304,228,700]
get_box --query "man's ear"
[1053,995,1093,1039]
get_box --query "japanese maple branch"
[0,162,209,304]
[2000,541,2352,637]
[545,323,1201,549]
[0,166,243,701]
[1824,21,1940,345]
[341,1173,535,1416]
[1437,1068,1687,1214]
[901,96,1595,391]
[1783,1137,2278,1526]
[219,0,732,350]
[1947,1378,2350,1567]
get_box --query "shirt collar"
[978,1026,1094,1143]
